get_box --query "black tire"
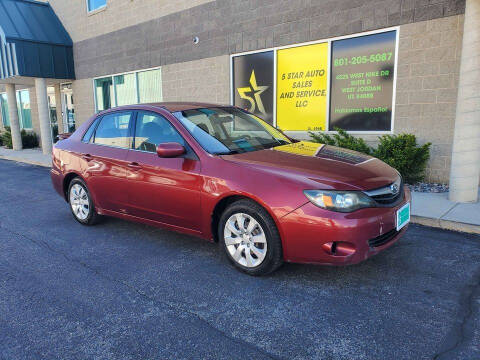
[218,199,283,276]
[67,177,101,225]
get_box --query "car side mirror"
[156,142,186,158]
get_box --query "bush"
[1,127,12,148]
[309,128,431,183]
[373,134,431,184]
[0,127,39,149]
[21,129,39,148]
[309,127,372,155]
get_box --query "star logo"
[237,70,269,115]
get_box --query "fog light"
[322,241,356,256]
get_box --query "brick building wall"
[162,56,230,104]
[29,88,41,140]
[70,0,465,80]
[395,15,463,182]
[38,0,214,43]
[72,79,96,132]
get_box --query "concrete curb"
[411,215,480,235]
[0,155,51,168]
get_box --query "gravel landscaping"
[407,183,449,193]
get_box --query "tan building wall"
[29,88,41,142]
[162,56,230,105]
[394,15,463,182]
[39,0,214,42]
[72,79,96,128]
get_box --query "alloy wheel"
[69,183,90,220]
[224,212,267,268]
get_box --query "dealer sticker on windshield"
[396,202,411,231]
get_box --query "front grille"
[371,186,403,205]
[364,176,404,207]
[368,228,399,248]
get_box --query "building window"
[138,69,163,103]
[17,90,32,129]
[87,0,106,12]
[231,29,398,133]
[94,68,162,112]
[94,77,114,112]
[114,73,137,106]
[0,93,9,127]
[0,90,32,130]
[61,83,76,133]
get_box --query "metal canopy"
[0,0,75,81]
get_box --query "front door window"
[134,112,185,152]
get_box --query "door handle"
[81,153,92,161]
[127,162,142,170]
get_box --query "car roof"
[95,102,235,118]
[142,102,231,112]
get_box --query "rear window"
[82,117,100,143]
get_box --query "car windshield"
[174,107,291,155]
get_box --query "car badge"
[390,183,399,194]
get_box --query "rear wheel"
[219,199,283,275]
[68,177,101,225]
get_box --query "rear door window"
[93,112,133,149]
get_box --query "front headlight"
[303,190,375,213]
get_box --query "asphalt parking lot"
[0,159,479,360]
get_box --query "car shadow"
[84,215,416,285]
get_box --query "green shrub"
[21,129,39,148]
[309,127,372,155]
[373,134,431,184]
[309,129,431,183]
[1,127,12,148]
[0,127,39,149]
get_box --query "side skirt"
[99,208,211,241]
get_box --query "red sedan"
[51,103,411,275]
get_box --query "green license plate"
[396,202,410,231]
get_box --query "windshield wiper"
[262,143,282,150]
[214,150,239,155]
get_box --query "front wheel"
[219,199,283,276]
[68,177,101,225]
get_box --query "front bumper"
[279,186,411,265]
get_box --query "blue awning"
[0,0,75,80]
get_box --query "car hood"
[220,141,399,191]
